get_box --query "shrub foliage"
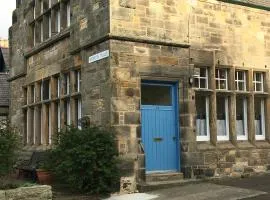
[50,126,119,194]
[0,120,20,176]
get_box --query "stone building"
[9,0,270,192]
[0,39,9,121]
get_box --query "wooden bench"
[16,151,47,181]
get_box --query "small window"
[141,84,172,106]
[216,69,228,90]
[40,20,43,42]
[40,0,44,14]
[253,72,264,92]
[64,100,71,126]
[216,96,229,141]
[75,99,82,130]
[196,95,210,141]
[56,8,61,33]
[235,70,246,91]
[236,97,248,140]
[255,98,265,140]
[30,85,35,103]
[57,76,60,97]
[49,0,51,8]
[64,73,70,95]
[194,68,208,89]
[42,79,50,100]
[67,2,71,27]
[75,70,81,92]
[48,14,52,38]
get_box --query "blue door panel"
[141,82,179,172]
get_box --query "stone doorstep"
[137,179,203,193]
[146,172,184,182]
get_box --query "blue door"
[141,81,179,173]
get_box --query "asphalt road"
[214,173,270,200]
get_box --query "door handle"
[153,137,163,142]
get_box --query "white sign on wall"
[88,50,110,63]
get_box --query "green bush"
[50,126,120,194]
[0,120,21,176]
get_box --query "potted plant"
[36,152,53,185]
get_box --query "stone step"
[146,172,184,182]
[137,179,202,192]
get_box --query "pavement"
[105,174,270,200]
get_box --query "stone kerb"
[0,185,52,200]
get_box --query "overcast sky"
[0,1,16,39]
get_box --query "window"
[40,0,43,14]
[56,102,61,131]
[56,8,61,33]
[49,0,51,8]
[67,2,71,27]
[196,95,210,141]
[141,84,172,106]
[75,99,82,129]
[40,20,43,42]
[30,84,35,103]
[42,79,50,100]
[75,70,81,92]
[33,24,36,46]
[64,100,70,126]
[216,69,228,90]
[48,14,52,38]
[64,73,70,95]
[255,98,265,140]
[57,76,60,97]
[216,96,229,141]
[236,97,248,140]
[253,72,264,92]
[194,68,208,89]
[235,70,247,91]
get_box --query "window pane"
[219,69,226,79]
[194,78,199,88]
[220,80,226,89]
[238,71,244,80]
[196,96,207,136]
[236,97,245,136]
[256,83,262,92]
[255,73,261,82]
[216,80,219,89]
[254,98,264,136]
[141,85,172,106]
[200,68,206,77]
[200,79,206,88]
[238,82,244,91]
[216,96,227,136]
[42,80,50,100]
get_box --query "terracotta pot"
[36,169,53,185]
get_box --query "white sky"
[0,1,16,39]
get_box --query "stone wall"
[0,185,52,200]
[110,0,270,68]
[81,41,111,125]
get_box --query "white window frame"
[40,0,43,14]
[235,70,247,91]
[33,24,36,46]
[49,14,52,38]
[48,105,52,144]
[57,102,61,131]
[253,72,264,92]
[57,9,61,33]
[77,70,81,92]
[255,99,265,140]
[196,96,210,141]
[67,2,71,27]
[236,98,248,140]
[78,99,82,130]
[194,68,208,89]
[57,76,60,97]
[40,20,43,42]
[217,97,230,141]
[216,68,228,90]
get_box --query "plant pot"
[36,169,53,185]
